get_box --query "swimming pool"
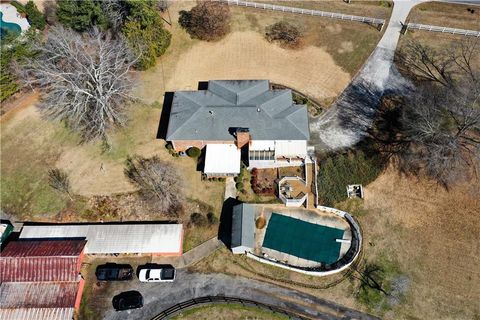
[262,213,345,265]
[0,12,22,38]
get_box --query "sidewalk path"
[152,237,223,268]
[310,0,424,150]
[224,177,237,200]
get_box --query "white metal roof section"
[275,140,308,158]
[19,224,183,255]
[250,140,275,151]
[204,144,241,175]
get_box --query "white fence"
[406,23,480,37]
[219,0,385,28]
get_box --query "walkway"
[104,270,380,320]
[224,177,237,200]
[152,237,223,268]
[310,0,423,150]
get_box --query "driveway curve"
[310,0,424,150]
[103,270,379,320]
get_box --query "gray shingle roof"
[166,80,310,141]
[231,204,255,250]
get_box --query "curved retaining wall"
[246,206,362,276]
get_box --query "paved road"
[309,0,422,150]
[104,270,380,320]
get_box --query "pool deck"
[0,3,30,32]
[252,205,352,268]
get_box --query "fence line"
[151,295,307,320]
[218,0,385,29]
[405,23,480,37]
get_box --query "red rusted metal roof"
[0,282,78,308]
[1,239,86,257]
[0,308,74,320]
[0,257,80,282]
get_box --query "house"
[19,223,183,256]
[165,80,310,177]
[0,239,86,320]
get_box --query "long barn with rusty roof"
[0,239,86,320]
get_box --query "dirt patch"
[338,41,354,54]
[326,24,342,34]
[162,31,350,102]
[361,166,480,319]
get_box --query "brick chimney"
[235,128,250,149]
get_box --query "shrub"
[11,1,26,14]
[57,0,108,32]
[124,155,184,216]
[255,216,266,229]
[178,10,192,29]
[123,18,171,70]
[25,1,46,30]
[265,21,302,48]
[48,168,73,200]
[317,151,385,206]
[207,212,219,224]
[165,143,173,151]
[186,147,201,158]
[1,31,36,102]
[179,2,230,41]
[235,182,244,190]
[92,196,119,218]
[190,212,207,227]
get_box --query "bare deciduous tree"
[400,82,479,186]
[396,41,456,87]
[100,0,128,33]
[124,156,184,216]
[18,26,136,141]
[48,168,73,200]
[396,38,479,87]
[448,38,479,82]
[393,39,480,186]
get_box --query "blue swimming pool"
[0,12,22,39]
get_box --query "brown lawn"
[408,2,480,30]
[193,165,480,319]
[361,167,480,320]
[269,0,393,19]
[136,0,383,106]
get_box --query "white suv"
[138,266,176,283]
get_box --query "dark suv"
[112,291,143,311]
[96,263,133,281]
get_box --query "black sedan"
[112,291,144,311]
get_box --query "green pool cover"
[263,213,344,264]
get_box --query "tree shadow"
[156,92,174,140]
[217,197,242,248]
